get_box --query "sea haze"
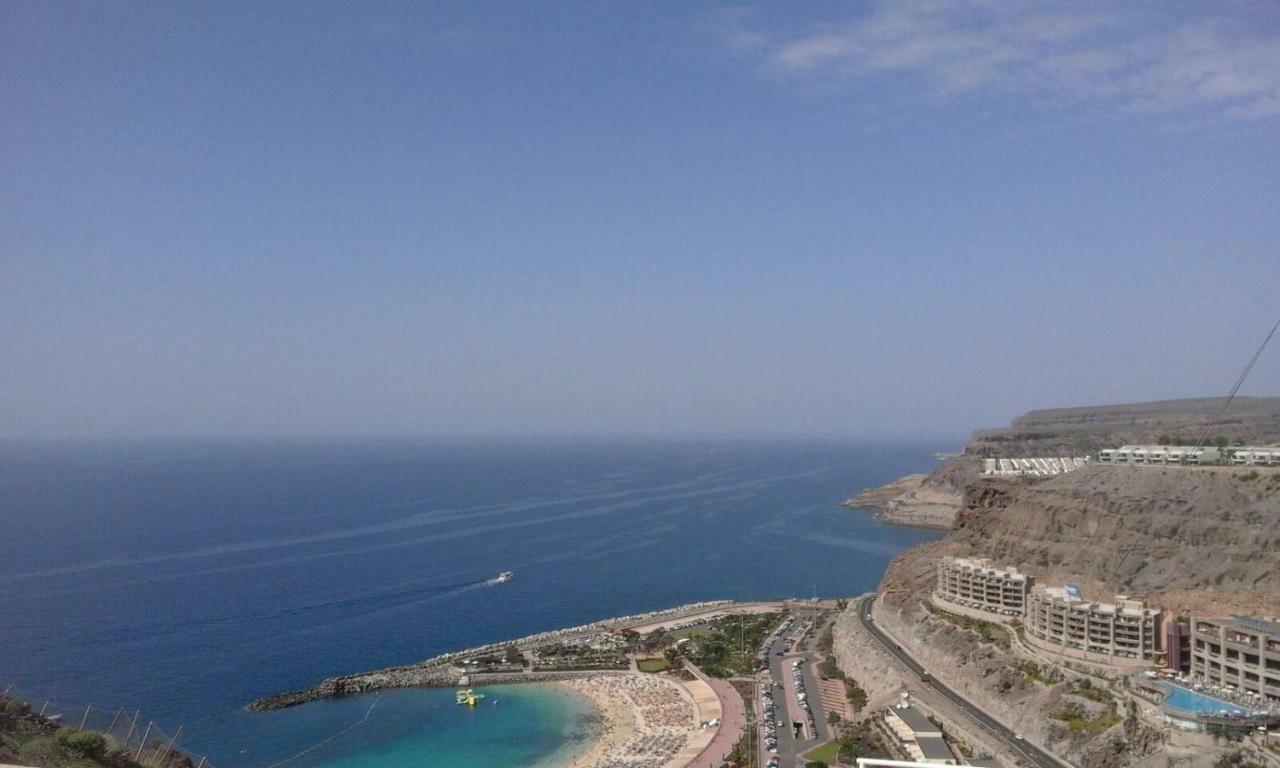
[0,439,945,766]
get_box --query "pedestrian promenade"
[683,662,745,768]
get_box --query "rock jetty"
[248,600,733,711]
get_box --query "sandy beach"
[551,673,705,768]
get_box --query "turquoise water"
[1,439,945,766]
[1162,684,1254,715]
[248,686,597,768]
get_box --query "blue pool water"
[1163,684,1255,715]
[0,438,946,766]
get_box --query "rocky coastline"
[842,468,966,530]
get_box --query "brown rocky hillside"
[853,396,1280,768]
[969,396,1280,457]
[881,463,1280,616]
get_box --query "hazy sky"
[3,1,1279,440]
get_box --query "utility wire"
[263,696,381,768]
[1194,318,1280,451]
[1103,317,1277,598]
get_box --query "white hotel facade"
[934,557,1032,618]
[1025,586,1162,665]
[1096,445,1220,465]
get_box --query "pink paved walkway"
[684,663,746,768]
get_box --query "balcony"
[1224,635,1259,651]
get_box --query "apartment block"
[1190,616,1280,703]
[1026,587,1161,663]
[1230,449,1280,466]
[1096,446,1221,465]
[935,557,1032,617]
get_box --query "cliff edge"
[836,396,1280,768]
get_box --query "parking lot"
[754,608,829,768]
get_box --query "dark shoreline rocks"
[247,600,733,711]
[247,666,462,711]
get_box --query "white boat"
[496,571,514,583]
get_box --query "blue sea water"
[0,438,945,766]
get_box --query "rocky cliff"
[880,464,1280,616]
[847,395,1280,534]
[843,457,978,530]
[969,396,1280,457]
[837,396,1280,767]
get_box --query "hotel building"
[1026,586,1162,664]
[883,705,957,765]
[1096,446,1221,465]
[1230,448,1280,466]
[1190,616,1280,703]
[1164,621,1192,674]
[935,557,1032,618]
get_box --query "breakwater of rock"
[248,600,733,711]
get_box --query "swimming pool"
[1162,684,1257,716]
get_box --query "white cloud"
[723,2,1280,122]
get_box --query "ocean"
[0,438,945,766]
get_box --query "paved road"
[857,595,1070,768]
[758,608,829,768]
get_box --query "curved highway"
[857,595,1070,768]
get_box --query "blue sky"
[3,1,1279,439]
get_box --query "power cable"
[1194,318,1280,451]
[263,696,381,768]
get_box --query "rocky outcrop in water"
[843,458,977,530]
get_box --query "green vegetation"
[668,626,711,641]
[1070,678,1114,704]
[725,739,756,768]
[816,622,834,655]
[844,679,868,712]
[812,644,868,712]
[532,641,625,671]
[1013,659,1061,686]
[1213,750,1264,768]
[679,612,784,678]
[725,679,758,767]
[835,719,891,762]
[0,695,178,768]
[1050,702,1123,735]
[922,601,1011,650]
[636,657,672,673]
[804,739,840,764]
[1206,723,1247,743]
